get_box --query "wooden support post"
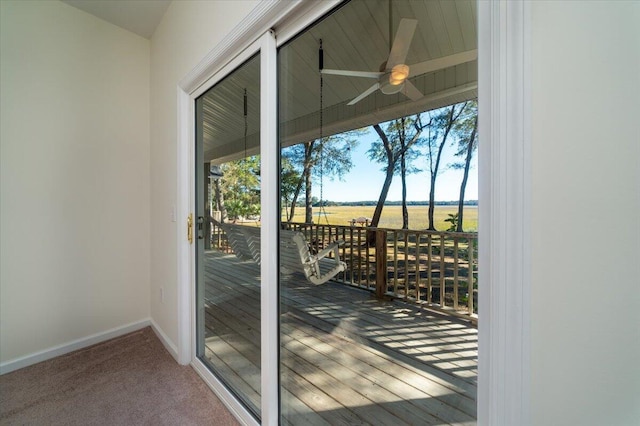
[440,236,446,307]
[375,229,387,299]
[365,231,371,287]
[415,232,421,301]
[453,238,459,310]
[427,234,433,304]
[403,231,409,300]
[468,237,475,315]
[348,227,354,284]
[357,228,362,286]
[392,231,399,295]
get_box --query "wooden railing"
[210,220,478,322]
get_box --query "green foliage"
[280,156,300,213]
[220,156,260,221]
[444,213,459,232]
[451,100,479,167]
[367,115,423,174]
[282,130,364,182]
[280,129,365,221]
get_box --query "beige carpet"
[0,327,240,425]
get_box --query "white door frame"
[176,1,531,424]
[478,1,531,425]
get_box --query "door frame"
[176,1,532,424]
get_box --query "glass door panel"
[195,54,261,419]
[278,1,478,424]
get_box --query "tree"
[280,156,301,221]
[219,156,260,222]
[279,140,319,223]
[424,102,466,230]
[281,130,362,223]
[211,177,227,222]
[368,115,426,232]
[451,101,478,232]
[397,118,422,229]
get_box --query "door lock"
[197,216,204,239]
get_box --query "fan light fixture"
[389,64,409,85]
[321,18,479,106]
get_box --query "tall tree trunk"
[427,174,437,230]
[213,179,227,222]
[456,117,478,232]
[401,147,408,230]
[427,141,446,231]
[370,124,396,231]
[287,176,304,222]
[370,166,395,228]
[367,165,395,245]
[369,120,423,244]
[427,104,463,230]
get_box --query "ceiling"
[61,0,171,39]
[200,0,478,164]
[60,0,478,164]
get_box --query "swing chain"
[317,40,329,225]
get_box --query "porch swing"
[217,69,346,285]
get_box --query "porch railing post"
[375,229,387,299]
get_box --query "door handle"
[187,214,193,244]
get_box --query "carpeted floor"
[0,327,240,425]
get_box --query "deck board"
[201,250,477,425]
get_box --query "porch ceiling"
[199,0,478,164]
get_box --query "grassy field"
[283,205,477,232]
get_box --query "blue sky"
[314,132,478,203]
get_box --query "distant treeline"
[313,200,478,207]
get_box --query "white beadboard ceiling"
[200,0,478,164]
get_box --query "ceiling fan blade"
[386,18,418,70]
[321,69,383,79]
[347,82,380,106]
[401,80,423,101]
[409,49,478,77]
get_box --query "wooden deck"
[202,250,477,425]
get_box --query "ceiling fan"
[321,18,478,106]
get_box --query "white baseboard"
[0,319,151,375]
[149,319,179,362]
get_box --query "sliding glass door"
[195,54,261,419]
[278,1,478,424]
[192,1,478,423]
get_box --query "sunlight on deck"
[203,250,477,425]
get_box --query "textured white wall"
[0,1,150,364]
[149,1,259,346]
[531,1,640,424]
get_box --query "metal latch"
[197,216,204,239]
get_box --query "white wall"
[2,0,638,421]
[149,1,259,346]
[0,1,150,365]
[531,1,640,424]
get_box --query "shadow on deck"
[202,250,477,425]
